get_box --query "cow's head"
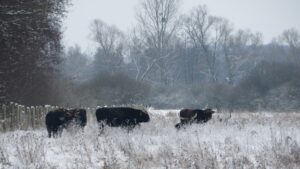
[72,109,80,118]
[69,109,86,119]
[204,108,215,115]
[139,110,150,122]
[66,111,73,117]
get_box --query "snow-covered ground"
[0,109,299,169]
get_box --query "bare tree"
[225,29,263,85]
[133,0,180,85]
[90,19,125,74]
[280,28,300,48]
[183,5,231,83]
[128,29,149,81]
[279,28,300,60]
[62,45,89,80]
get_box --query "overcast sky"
[63,0,300,52]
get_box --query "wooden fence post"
[31,107,35,129]
[19,105,25,130]
[92,108,96,123]
[8,103,13,131]
[25,106,28,129]
[86,108,90,124]
[38,106,43,128]
[0,104,4,132]
[0,104,3,120]
[16,104,21,129]
[3,105,7,132]
[26,107,30,130]
[35,106,39,128]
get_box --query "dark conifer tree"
[0,0,69,105]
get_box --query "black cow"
[175,108,215,129]
[68,108,87,128]
[96,107,150,131]
[45,108,87,138]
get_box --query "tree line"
[1,0,300,111]
[62,0,299,111]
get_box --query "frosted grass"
[0,110,299,169]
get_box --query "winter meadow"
[1,0,300,168]
[0,108,299,169]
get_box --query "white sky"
[63,0,300,52]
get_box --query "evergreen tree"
[0,0,69,105]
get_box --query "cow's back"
[96,107,139,121]
[96,107,149,126]
[195,109,213,122]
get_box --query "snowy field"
[0,109,299,169]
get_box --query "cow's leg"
[47,127,52,138]
[175,123,182,129]
[180,119,184,124]
[53,128,58,138]
[57,127,63,137]
[125,120,136,132]
[135,123,141,128]
[78,119,86,132]
[80,126,85,133]
[127,124,136,132]
[197,119,205,124]
[51,126,63,138]
[98,121,105,135]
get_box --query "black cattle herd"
[45,107,215,138]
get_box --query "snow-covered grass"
[0,109,299,169]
